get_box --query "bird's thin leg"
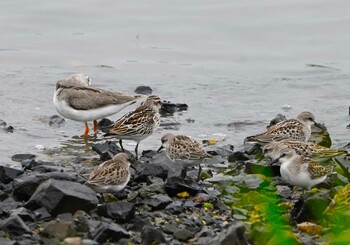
[93,120,98,138]
[197,165,202,182]
[82,122,89,145]
[119,139,124,151]
[135,143,139,159]
[181,167,188,179]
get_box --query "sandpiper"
[53,73,141,142]
[263,140,347,161]
[103,95,161,159]
[86,152,132,193]
[157,133,211,181]
[245,111,320,144]
[272,148,334,190]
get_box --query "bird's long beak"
[157,145,164,153]
[313,121,323,130]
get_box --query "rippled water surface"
[1,0,350,165]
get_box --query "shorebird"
[272,148,334,190]
[86,152,132,193]
[263,140,347,161]
[103,95,161,159]
[53,74,141,143]
[245,111,321,144]
[157,133,211,181]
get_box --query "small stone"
[268,114,287,127]
[159,101,188,116]
[11,154,36,162]
[173,229,194,242]
[209,222,248,245]
[0,197,19,212]
[227,151,250,162]
[92,222,129,243]
[0,119,7,127]
[4,126,14,133]
[91,141,123,161]
[49,115,65,128]
[165,201,183,214]
[142,194,172,210]
[134,86,153,95]
[141,226,165,245]
[10,207,35,222]
[132,217,153,232]
[63,237,82,245]
[98,118,113,132]
[164,176,201,197]
[0,215,32,236]
[134,162,169,182]
[34,207,52,221]
[35,145,45,151]
[163,224,179,235]
[26,179,98,215]
[42,220,76,240]
[97,202,135,223]
[0,166,23,184]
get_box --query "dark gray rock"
[142,194,172,210]
[132,217,153,232]
[228,151,250,162]
[11,154,35,162]
[34,207,52,221]
[9,207,35,222]
[26,179,98,215]
[134,86,153,95]
[0,197,19,213]
[268,113,286,128]
[206,144,234,158]
[98,118,113,132]
[141,226,165,245]
[165,201,183,214]
[97,202,135,223]
[0,215,32,236]
[0,190,8,201]
[4,126,14,133]
[0,237,14,245]
[92,222,129,243]
[0,166,23,184]
[160,100,188,116]
[173,229,194,242]
[291,190,332,223]
[42,220,76,240]
[13,171,84,201]
[0,119,6,127]
[49,115,65,128]
[134,161,169,182]
[91,141,123,161]
[209,222,248,245]
[162,224,179,234]
[164,176,201,197]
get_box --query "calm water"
[1,0,350,165]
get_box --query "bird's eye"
[281,153,286,157]
[263,149,269,153]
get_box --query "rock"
[4,126,14,133]
[0,237,14,245]
[134,159,169,182]
[207,144,234,158]
[0,166,23,184]
[10,207,35,222]
[209,222,248,245]
[165,201,183,214]
[276,185,293,199]
[141,226,165,245]
[132,217,153,232]
[97,202,135,223]
[42,220,76,240]
[63,237,82,245]
[92,222,129,243]
[49,115,65,128]
[91,141,123,161]
[26,179,98,215]
[0,119,6,127]
[164,176,201,197]
[0,197,19,213]
[142,194,172,210]
[173,229,194,242]
[244,162,281,177]
[0,215,32,236]
[162,224,179,234]
[291,190,332,223]
[310,122,331,147]
[13,171,84,201]
[11,154,36,162]
[159,100,188,116]
[268,114,286,128]
[0,190,8,201]
[134,86,153,95]
[97,118,113,132]
[34,207,52,221]
[228,151,250,162]
[21,159,57,170]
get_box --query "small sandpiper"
[53,73,142,143]
[157,133,211,181]
[103,95,161,159]
[272,148,334,191]
[86,152,132,193]
[263,140,347,161]
[245,111,321,144]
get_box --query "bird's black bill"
[157,145,164,153]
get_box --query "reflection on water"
[0,0,350,165]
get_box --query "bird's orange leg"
[93,120,98,138]
[82,122,90,145]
